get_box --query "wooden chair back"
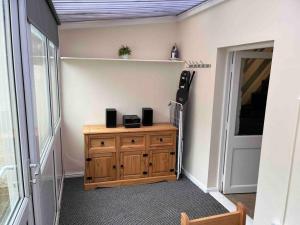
[181,203,246,225]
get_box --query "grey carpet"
[59,177,228,225]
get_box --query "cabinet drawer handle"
[143,153,148,157]
[131,139,135,143]
[160,138,163,142]
[101,141,104,146]
[143,171,148,175]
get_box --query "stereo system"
[105,108,153,128]
[106,108,117,128]
[123,115,141,128]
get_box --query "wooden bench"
[181,203,246,225]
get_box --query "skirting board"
[64,171,84,178]
[182,168,218,193]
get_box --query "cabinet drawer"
[89,135,116,150]
[149,133,174,148]
[120,135,146,150]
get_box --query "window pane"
[0,0,23,224]
[235,57,271,135]
[48,42,59,126]
[30,26,52,156]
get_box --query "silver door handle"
[29,163,40,176]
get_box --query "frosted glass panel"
[0,0,22,223]
[30,26,52,156]
[235,58,271,135]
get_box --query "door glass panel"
[30,26,52,156]
[235,57,272,135]
[48,42,59,126]
[0,0,23,223]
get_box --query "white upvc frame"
[216,41,274,192]
[3,0,35,224]
[18,1,63,224]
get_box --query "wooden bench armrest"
[181,203,246,225]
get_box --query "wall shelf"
[61,57,185,64]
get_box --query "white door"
[21,13,62,225]
[223,50,272,194]
[0,0,34,224]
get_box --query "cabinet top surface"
[83,123,177,134]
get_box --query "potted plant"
[118,45,131,59]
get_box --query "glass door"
[0,0,34,224]
[223,50,273,194]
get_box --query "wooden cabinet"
[83,123,177,190]
[91,152,117,182]
[149,149,176,177]
[120,150,147,179]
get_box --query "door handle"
[29,163,40,184]
[30,163,40,176]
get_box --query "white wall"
[59,22,182,174]
[59,22,178,60]
[283,99,300,225]
[177,0,300,225]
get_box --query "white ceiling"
[52,0,210,23]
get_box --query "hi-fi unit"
[123,115,141,128]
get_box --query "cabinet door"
[120,151,147,179]
[149,149,176,176]
[89,152,117,182]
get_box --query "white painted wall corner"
[182,168,217,193]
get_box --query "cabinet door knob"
[149,162,152,166]
[113,165,116,169]
[131,139,135,143]
[160,138,163,142]
[120,165,124,168]
[101,141,104,146]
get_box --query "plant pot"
[120,54,129,59]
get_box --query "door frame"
[18,0,63,224]
[217,41,274,192]
[3,0,35,224]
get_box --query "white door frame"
[4,0,35,224]
[217,42,274,192]
[18,1,63,224]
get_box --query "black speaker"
[142,108,153,126]
[106,108,117,128]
